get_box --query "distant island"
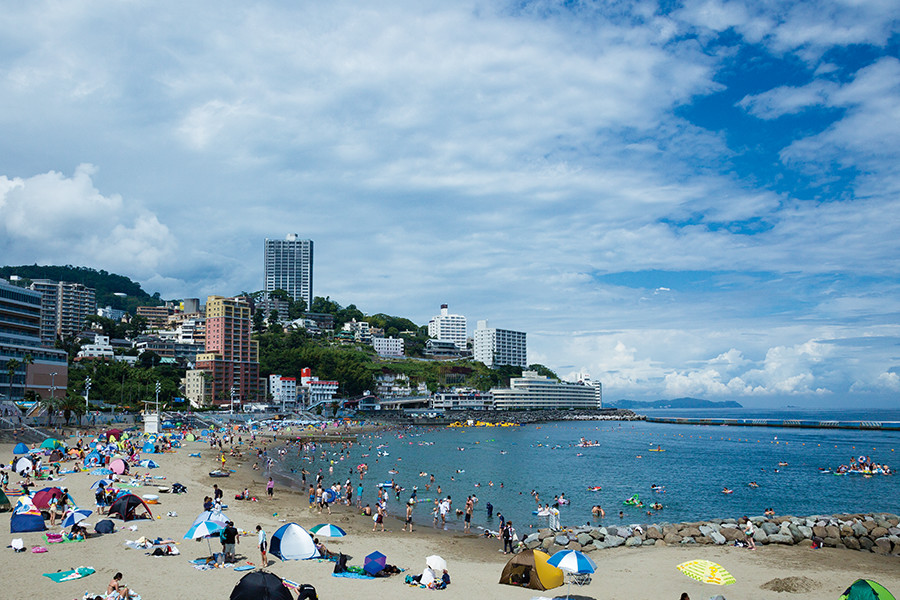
[608,397,743,409]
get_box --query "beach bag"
[333,553,348,574]
[296,583,318,600]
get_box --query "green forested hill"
[0,264,161,313]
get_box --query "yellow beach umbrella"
[676,560,736,585]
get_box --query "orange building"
[195,295,260,407]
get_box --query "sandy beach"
[3,432,899,600]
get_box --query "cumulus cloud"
[0,165,176,278]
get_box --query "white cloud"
[0,165,176,278]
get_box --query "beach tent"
[230,570,293,600]
[139,459,159,469]
[13,442,29,455]
[95,519,115,534]
[10,509,46,533]
[108,493,152,521]
[14,456,33,474]
[106,429,123,441]
[0,489,10,512]
[47,449,65,462]
[40,438,63,449]
[499,549,565,591]
[270,523,317,560]
[185,433,196,442]
[142,442,156,454]
[110,458,129,475]
[841,579,896,600]
[32,487,65,509]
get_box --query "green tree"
[528,364,560,380]
[253,310,266,333]
[37,392,56,427]
[6,358,20,403]
[288,297,307,320]
[269,309,279,322]
[128,315,148,338]
[60,390,85,426]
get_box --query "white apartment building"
[492,371,602,410]
[373,336,404,357]
[375,372,412,398]
[30,279,97,343]
[97,306,127,321]
[300,368,338,407]
[264,233,314,306]
[473,320,527,368]
[184,369,208,408]
[431,388,494,410]
[176,318,206,345]
[76,334,115,360]
[577,372,603,408]
[342,319,372,343]
[428,304,467,350]
[268,375,298,408]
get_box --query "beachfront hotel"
[428,304,467,350]
[492,370,602,410]
[194,295,260,408]
[473,319,527,368]
[264,233,314,307]
[0,278,69,404]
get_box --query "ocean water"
[275,411,900,535]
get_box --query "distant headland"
[607,397,743,409]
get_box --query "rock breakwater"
[521,513,900,556]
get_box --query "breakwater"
[361,408,642,425]
[523,513,900,556]
[646,416,900,431]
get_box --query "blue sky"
[1,1,898,407]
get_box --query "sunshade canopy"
[62,508,92,528]
[230,570,293,600]
[677,560,736,586]
[109,458,129,475]
[309,523,346,537]
[270,523,317,560]
[32,487,65,509]
[108,493,152,521]
[364,551,387,576]
[192,510,229,528]
[548,550,596,574]
[841,579,896,600]
[499,549,565,591]
[185,520,224,540]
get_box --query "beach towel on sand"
[43,566,95,582]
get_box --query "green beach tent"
[841,579,896,600]
[0,489,11,512]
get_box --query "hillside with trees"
[0,264,162,314]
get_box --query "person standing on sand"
[373,502,385,532]
[464,496,473,533]
[267,477,274,499]
[404,499,414,532]
[256,525,267,566]
[502,520,516,554]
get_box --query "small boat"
[209,470,230,478]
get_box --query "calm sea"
[275,408,900,535]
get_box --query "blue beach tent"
[142,442,156,453]
[270,523,318,560]
[13,443,29,455]
[11,511,46,533]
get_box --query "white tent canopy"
[271,523,317,560]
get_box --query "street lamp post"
[155,380,161,414]
[230,386,236,415]
[84,376,91,411]
[48,371,57,427]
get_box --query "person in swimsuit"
[107,572,131,599]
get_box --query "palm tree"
[22,353,33,396]
[36,392,57,427]
[59,391,85,427]
[6,358,21,405]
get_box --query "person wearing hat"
[403,498,415,532]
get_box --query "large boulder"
[662,525,678,537]
[565,541,583,552]
[852,522,868,537]
[710,531,727,545]
[589,528,603,539]
[682,527,702,538]
[541,537,555,551]
[680,537,697,544]
[555,535,571,547]
[812,525,828,538]
[577,533,593,546]
[825,525,841,539]
[524,532,541,545]
[862,520,877,532]
[645,527,663,540]
[788,524,805,544]
[625,536,642,547]
[767,533,794,545]
[642,538,656,546]
[761,522,780,536]
[752,530,768,544]
[797,525,813,539]
[873,538,892,555]
[606,535,626,548]
[720,527,745,542]
[525,537,542,550]
[859,537,874,551]
[663,533,682,545]
[842,536,861,550]
[823,537,840,548]
[870,527,889,539]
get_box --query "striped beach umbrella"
[185,520,225,556]
[547,550,596,574]
[62,508,92,528]
[677,560,736,585]
[309,523,346,537]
